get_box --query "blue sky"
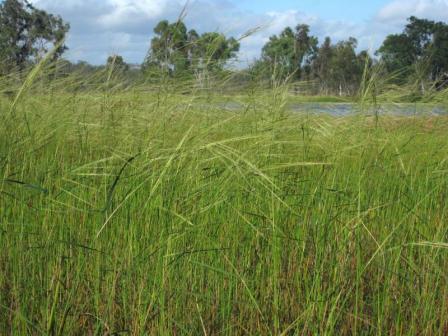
[240,0,390,21]
[26,0,448,65]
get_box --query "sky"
[25,0,448,66]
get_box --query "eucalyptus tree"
[142,20,240,77]
[0,0,69,71]
[308,37,370,95]
[377,16,448,84]
[261,24,318,79]
[107,55,129,72]
[328,38,365,95]
[311,37,334,93]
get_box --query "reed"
[1,61,448,335]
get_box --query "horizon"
[19,0,448,65]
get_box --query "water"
[288,103,448,116]
[214,102,447,116]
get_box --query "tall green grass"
[1,63,448,335]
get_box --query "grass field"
[1,73,448,335]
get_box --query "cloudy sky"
[27,0,448,66]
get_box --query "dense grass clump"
[1,71,448,335]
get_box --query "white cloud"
[97,0,177,28]
[377,0,448,24]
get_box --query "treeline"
[253,30,370,95]
[1,0,448,96]
[251,16,448,95]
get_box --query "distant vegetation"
[1,0,448,99]
[378,16,448,90]
[142,20,240,79]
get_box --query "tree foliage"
[142,20,240,77]
[0,0,69,71]
[257,23,370,95]
[261,24,318,78]
[378,16,448,82]
[255,16,448,95]
[107,55,129,72]
[322,38,369,95]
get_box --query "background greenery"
[1,0,448,98]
